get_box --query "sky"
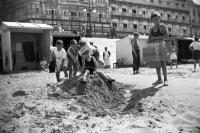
[193,0,200,5]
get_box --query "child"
[67,39,79,79]
[81,50,98,82]
[50,40,67,82]
[40,57,49,71]
[169,41,178,69]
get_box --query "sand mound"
[49,73,125,116]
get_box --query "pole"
[89,0,92,37]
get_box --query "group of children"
[40,39,99,83]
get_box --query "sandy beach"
[0,64,200,133]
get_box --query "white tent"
[116,35,148,65]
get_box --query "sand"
[0,64,200,133]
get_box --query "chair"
[113,58,125,68]
[113,58,121,68]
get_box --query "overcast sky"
[193,0,200,5]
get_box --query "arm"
[188,43,193,51]
[92,57,98,71]
[148,25,168,43]
[81,57,85,74]
[131,39,137,57]
[67,48,78,62]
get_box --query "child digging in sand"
[81,50,98,83]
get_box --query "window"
[71,12,76,16]
[159,0,162,4]
[167,14,170,19]
[144,25,147,30]
[176,15,178,19]
[112,7,116,11]
[99,13,103,18]
[182,16,185,21]
[36,8,39,14]
[132,9,136,14]
[113,23,117,28]
[51,9,55,15]
[183,29,186,33]
[150,0,154,2]
[193,10,196,16]
[122,8,126,13]
[160,13,163,16]
[133,24,137,29]
[167,2,170,5]
[175,3,179,6]
[168,28,171,32]
[143,11,146,15]
[182,4,184,8]
[123,23,128,29]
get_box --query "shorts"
[192,50,200,60]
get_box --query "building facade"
[109,0,200,37]
[0,0,200,38]
[0,0,111,37]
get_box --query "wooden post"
[44,30,51,62]
[2,30,13,72]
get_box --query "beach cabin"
[116,35,148,66]
[0,22,53,72]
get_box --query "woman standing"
[131,32,140,74]
[189,37,200,72]
[147,12,168,86]
[103,47,111,69]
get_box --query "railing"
[115,0,189,11]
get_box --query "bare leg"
[156,67,162,81]
[56,72,60,82]
[194,60,197,72]
[83,70,90,82]
[161,61,167,81]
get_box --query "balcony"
[115,0,189,12]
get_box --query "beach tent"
[0,22,53,72]
[116,35,148,66]
[177,37,193,63]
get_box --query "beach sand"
[0,64,200,133]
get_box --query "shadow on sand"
[122,85,164,112]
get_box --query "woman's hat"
[151,12,161,19]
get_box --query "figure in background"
[103,47,111,69]
[147,12,168,86]
[40,57,49,71]
[131,32,140,74]
[189,37,200,72]
[67,39,79,79]
[169,41,178,69]
[50,40,67,82]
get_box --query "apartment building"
[0,0,200,38]
[109,0,200,37]
[0,0,111,37]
